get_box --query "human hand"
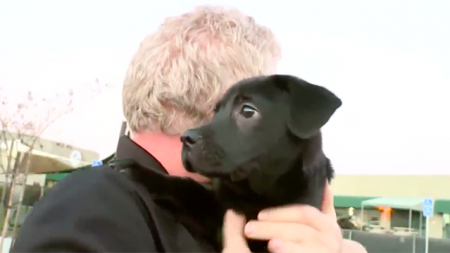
[243,184,366,253]
[221,184,367,253]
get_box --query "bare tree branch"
[0,80,106,246]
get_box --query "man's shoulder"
[54,166,133,191]
[44,167,131,198]
[14,166,159,252]
[38,166,145,209]
[42,165,158,210]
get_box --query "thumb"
[322,183,337,220]
[222,210,251,253]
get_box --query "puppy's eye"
[213,103,221,113]
[240,105,258,118]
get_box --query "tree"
[0,80,107,248]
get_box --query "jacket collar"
[113,135,218,251]
[115,135,168,174]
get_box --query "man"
[13,6,366,253]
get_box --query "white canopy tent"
[361,197,425,233]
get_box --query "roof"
[334,195,376,208]
[1,136,100,173]
[44,157,450,214]
[2,132,99,161]
[334,195,450,213]
[44,153,115,180]
[361,197,424,211]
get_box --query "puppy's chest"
[214,184,298,253]
[213,177,326,250]
[214,179,320,215]
[164,177,324,252]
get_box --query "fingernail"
[258,211,268,220]
[269,239,284,252]
[244,222,256,235]
[226,209,235,216]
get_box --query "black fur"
[122,74,341,252]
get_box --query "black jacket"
[12,136,217,252]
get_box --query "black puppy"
[117,74,341,252]
[179,74,341,251]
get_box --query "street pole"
[425,216,429,253]
[422,198,433,253]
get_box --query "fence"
[343,229,450,253]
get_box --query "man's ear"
[271,75,342,139]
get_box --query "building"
[37,122,450,239]
[331,174,450,238]
[0,133,99,187]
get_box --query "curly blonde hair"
[122,6,281,135]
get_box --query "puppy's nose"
[180,129,202,148]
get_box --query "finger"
[322,183,337,219]
[258,205,340,234]
[268,239,315,253]
[244,220,319,242]
[222,210,251,253]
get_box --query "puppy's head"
[181,75,341,185]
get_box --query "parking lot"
[343,229,450,253]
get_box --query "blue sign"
[422,198,434,217]
[91,160,103,167]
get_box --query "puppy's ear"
[271,75,342,139]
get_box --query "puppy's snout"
[181,129,202,148]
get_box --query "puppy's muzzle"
[181,129,202,149]
[181,129,234,178]
[181,129,202,173]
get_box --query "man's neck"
[131,132,210,182]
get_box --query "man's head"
[122,6,281,180]
[123,6,281,135]
[180,75,341,190]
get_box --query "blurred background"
[0,0,449,252]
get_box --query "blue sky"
[0,0,449,174]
